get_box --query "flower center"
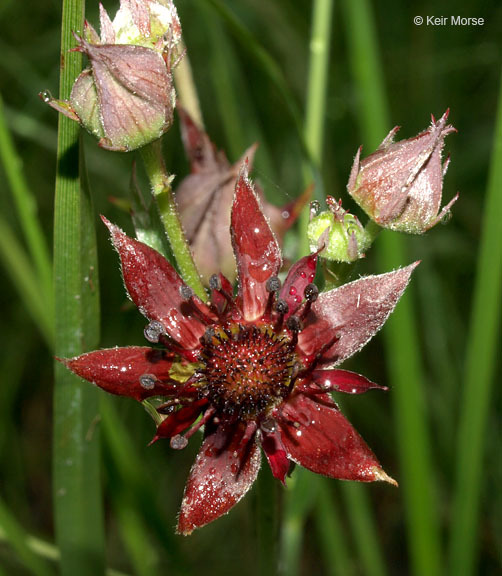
[199,324,296,419]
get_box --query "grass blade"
[341,484,387,576]
[340,1,442,575]
[0,215,53,345]
[448,70,502,576]
[0,497,54,576]
[0,93,53,312]
[315,482,353,576]
[52,0,105,573]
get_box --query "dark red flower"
[63,167,417,534]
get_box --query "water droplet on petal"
[289,286,297,296]
[144,320,165,343]
[139,374,156,389]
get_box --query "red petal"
[177,424,261,535]
[260,429,290,484]
[312,369,388,394]
[103,217,210,349]
[280,252,318,318]
[278,393,395,483]
[231,166,282,321]
[298,263,418,367]
[62,347,178,401]
[152,399,208,441]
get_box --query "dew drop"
[300,271,307,279]
[144,320,165,343]
[170,435,188,450]
[40,90,52,103]
[289,286,297,296]
[310,201,320,217]
[139,374,156,390]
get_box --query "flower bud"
[347,111,458,234]
[307,197,371,262]
[175,108,309,282]
[41,0,181,151]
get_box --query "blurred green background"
[0,0,500,574]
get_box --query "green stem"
[448,70,502,576]
[341,1,442,575]
[140,141,206,300]
[282,2,334,569]
[299,0,335,256]
[53,0,105,573]
[304,0,334,169]
[174,45,204,129]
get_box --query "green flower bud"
[307,198,371,263]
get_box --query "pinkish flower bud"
[347,111,458,234]
[41,0,181,151]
